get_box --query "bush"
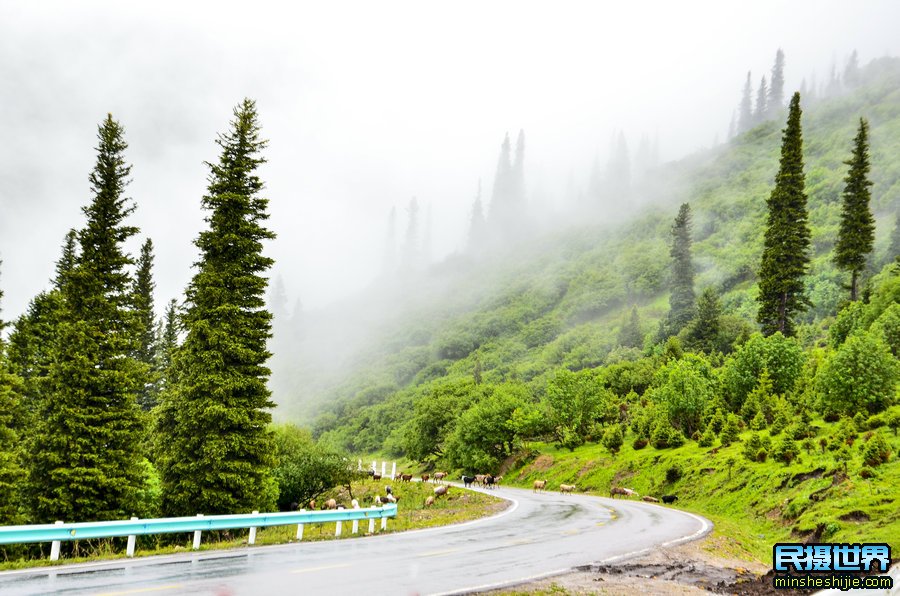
[602,425,624,454]
[862,432,892,467]
[665,464,683,483]
[773,436,799,464]
[632,437,649,450]
[698,424,716,447]
[722,332,805,412]
[743,433,762,462]
[720,413,742,446]
[817,331,899,417]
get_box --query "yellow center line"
[291,563,351,574]
[562,529,579,535]
[417,548,461,558]
[94,585,183,596]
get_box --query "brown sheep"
[494,475,503,487]
[372,473,382,481]
[642,496,660,503]
[434,485,449,498]
[421,474,430,483]
[533,480,547,492]
[400,474,413,482]
[433,472,448,483]
[559,484,576,494]
[424,496,435,507]
[308,499,316,510]
[324,498,337,510]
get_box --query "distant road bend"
[0,485,711,595]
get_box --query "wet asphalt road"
[0,485,710,596]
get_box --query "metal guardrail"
[0,504,399,560]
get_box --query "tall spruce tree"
[738,72,754,133]
[768,49,785,113]
[683,287,722,353]
[834,118,875,301]
[0,345,26,525]
[757,93,811,337]
[467,181,487,254]
[755,76,768,124]
[618,306,643,349]
[133,238,158,410]
[667,203,695,335]
[158,99,277,516]
[27,114,146,523]
[888,213,900,264]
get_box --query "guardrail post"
[381,461,386,478]
[381,515,387,531]
[126,517,138,557]
[357,459,362,471]
[352,502,360,534]
[50,521,64,561]
[296,509,305,541]
[192,514,203,550]
[368,517,375,534]
[371,460,376,473]
[390,462,396,480]
[248,510,259,545]
[335,507,343,537]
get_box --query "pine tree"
[757,93,811,337]
[0,349,26,525]
[467,181,487,254]
[834,118,875,301]
[158,99,277,517]
[488,133,512,227]
[401,197,420,272]
[755,75,768,124]
[684,287,722,353]
[844,50,860,89]
[667,203,695,335]
[28,114,146,523]
[133,239,158,410]
[382,206,397,275]
[156,299,179,390]
[888,212,900,264]
[618,306,643,349]
[738,72,754,133]
[768,49,785,113]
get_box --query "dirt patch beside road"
[484,535,812,595]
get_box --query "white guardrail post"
[381,461,386,478]
[193,514,203,550]
[296,509,305,541]
[368,517,375,534]
[248,511,258,545]
[335,507,343,537]
[390,462,396,480]
[49,521,63,561]
[351,501,360,534]
[126,517,138,557]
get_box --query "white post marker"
[335,507,344,537]
[358,459,362,471]
[381,515,387,531]
[126,517,138,557]
[371,460,376,473]
[352,500,360,534]
[248,510,259,545]
[296,509,305,541]
[193,514,203,550]
[381,461,386,478]
[50,520,64,561]
[390,461,396,480]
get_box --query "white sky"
[1,0,898,320]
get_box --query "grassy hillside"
[284,58,900,560]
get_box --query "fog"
[1,1,899,329]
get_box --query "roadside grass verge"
[0,479,505,571]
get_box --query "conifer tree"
[755,76,768,124]
[155,299,179,391]
[133,238,158,410]
[0,348,26,525]
[401,197,420,272]
[843,50,860,89]
[834,118,875,301]
[158,99,277,516]
[382,206,397,275]
[488,133,512,226]
[738,72,754,133]
[888,213,900,264]
[618,306,643,349]
[757,93,811,337]
[684,287,722,353]
[768,49,785,113]
[467,181,487,254]
[667,203,695,335]
[28,114,146,523]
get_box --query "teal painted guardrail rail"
[0,504,399,560]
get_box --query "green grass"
[502,419,900,564]
[0,479,505,571]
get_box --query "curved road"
[0,485,710,595]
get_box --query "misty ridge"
[265,48,888,423]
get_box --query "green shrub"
[862,432,892,467]
[773,436,799,464]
